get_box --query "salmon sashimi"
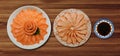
[11,9,48,45]
[55,9,90,45]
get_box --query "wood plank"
[0,0,120,4]
[0,0,120,56]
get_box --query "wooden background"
[0,0,120,56]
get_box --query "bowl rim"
[94,18,114,39]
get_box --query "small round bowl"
[94,18,114,39]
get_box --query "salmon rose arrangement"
[7,6,51,49]
[54,9,91,47]
[11,9,48,45]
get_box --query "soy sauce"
[97,22,111,36]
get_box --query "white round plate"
[7,6,51,49]
[53,9,91,47]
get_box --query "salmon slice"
[39,18,46,24]
[66,36,72,44]
[12,27,23,33]
[57,19,71,29]
[56,26,66,33]
[59,16,67,22]
[76,37,82,43]
[20,35,29,45]
[57,28,68,37]
[64,13,73,24]
[70,32,77,44]
[70,13,77,24]
[76,24,87,31]
[39,24,48,30]
[26,36,33,45]
[11,23,23,29]
[57,19,66,27]
[71,37,77,44]
[77,30,87,35]
[35,14,44,22]
[39,35,43,40]
[40,29,47,37]
[30,36,36,44]
[67,30,72,38]
[76,18,88,29]
[65,30,73,43]
[16,34,25,42]
[13,18,24,26]
[35,35,41,43]
[75,31,85,40]
[12,30,24,38]
[61,36,68,41]
[75,14,84,26]
[75,37,82,43]
[73,32,82,43]
[59,16,70,25]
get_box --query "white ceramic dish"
[7,6,51,49]
[53,9,91,47]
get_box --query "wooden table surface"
[0,0,120,56]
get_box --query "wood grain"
[0,0,120,56]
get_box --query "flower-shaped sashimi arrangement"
[7,6,51,49]
[11,9,48,45]
[54,9,91,47]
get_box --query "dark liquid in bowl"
[97,22,111,36]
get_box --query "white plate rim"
[7,5,51,49]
